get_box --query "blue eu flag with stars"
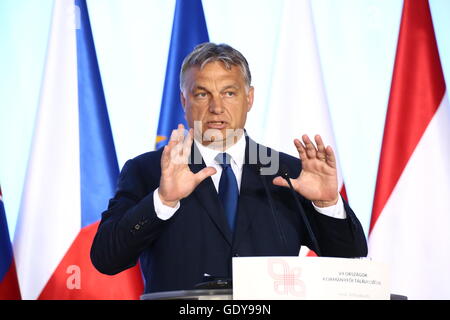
[155,0,209,149]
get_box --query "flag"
[155,0,209,149]
[368,0,450,299]
[13,0,143,299]
[0,187,21,299]
[263,0,348,256]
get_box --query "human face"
[181,61,254,148]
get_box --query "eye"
[195,92,207,98]
[224,91,235,97]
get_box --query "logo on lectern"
[267,258,306,297]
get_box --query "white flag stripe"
[13,0,81,300]
[369,93,450,299]
[264,0,343,188]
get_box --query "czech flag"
[13,0,143,299]
[0,187,21,299]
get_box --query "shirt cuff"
[312,195,347,219]
[153,188,180,220]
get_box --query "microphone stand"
[256,164,289,253]
[279,167,322,256]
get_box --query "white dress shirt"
[153,135,346,220]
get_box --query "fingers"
[182,128,194,158]
[272,176,289,188]
[295,134,333,164]
[195,167,217,185]
[161,127,181,170]
[325,145,337,169]
[314,135,327,161]
[301,135,317,159]
[161,145,171,170]
[294,139,307,162]
[163,124,192,167]
[294,135,318,160]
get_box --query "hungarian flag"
[155,0,209,149]
[13,0,143,299]
[369,0,450,299]
[0,187,21,299]
[263,0,348,256]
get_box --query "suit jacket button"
[234,253,239,257]
[134,224,141,230]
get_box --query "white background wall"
[1,0,450,240]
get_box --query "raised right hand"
[158,124,217,207]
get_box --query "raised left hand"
[273,134,339,207]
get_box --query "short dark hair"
[180,42,252,91]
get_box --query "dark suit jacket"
[91,136,367,293]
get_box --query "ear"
[180,91,186,111]
[246,86,255,112]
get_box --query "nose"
[209,96,224,114]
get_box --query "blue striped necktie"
[215,153,239,233]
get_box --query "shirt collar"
[194,134,246,170]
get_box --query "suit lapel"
[189,143,233,246]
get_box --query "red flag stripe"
[339,184,348,203]
[0,260,22,300]
[38,222,143,300]
[0,186,22,299]
[370,0,445,233]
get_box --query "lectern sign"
[232,257,389,300]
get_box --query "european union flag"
[155,0,209,149]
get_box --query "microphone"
[194,274,232,290]
[253,163,288,253]
[278,165,322,256]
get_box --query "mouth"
[206,121,228,129]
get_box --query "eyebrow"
[193,86,209,92]
[192,84,240,92]
[221,85,240,91]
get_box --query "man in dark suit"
[91,43,367,294]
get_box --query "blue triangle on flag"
[75,0,119,228]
